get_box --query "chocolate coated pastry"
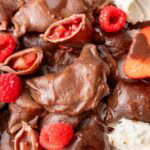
[0,0,24,30]
[12,0,111,37]
[97,45,118,78]
[27,44,110,115]
[14,122,40,150]
[43,14,93,47]
[0,47,43,75]
[9,90,43,134]
[12,0,58,37]
[43,0,110,23]
[22,33,57,52]
[41,113,81,129]
[64,116,111,150]
[105,80,150,123]
[104,31,132,59]
[41,111,92,129]
[47,48,81,73]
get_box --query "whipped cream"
[108,118,150,150]
[114,0,150,24]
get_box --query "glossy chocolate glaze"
[64,116,111,150]
[105,80,150,123]
[104,31,132,59]
[26,44,110,115]
[129,33,150,59]
[22,33,57,52]
[2,1,150,150]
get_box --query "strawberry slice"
[124,27,150,79]
[13,52,37,71]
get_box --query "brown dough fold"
[27,44,109,115]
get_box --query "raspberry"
[40,123,74,150]
[0,73,22,103]
[99,5,126,32]
[0,33,16,63]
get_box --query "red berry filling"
[0,33,16,63]
[99,5,126,32]
[40,123,74,150]
[12,52,37,71]
[0,73,22,103]
[49,16,81,40]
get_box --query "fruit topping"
[43,14,93,47]
[12,52,37,71]
[0,33,16,63]
[99,5,126,32]
[0,73,22,103]
[124,27,150,79]
[49,17,81,40]
[40,123,74,150]
[0,48,43,75]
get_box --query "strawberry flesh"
[49,17,81,40]
[12,52,37,71]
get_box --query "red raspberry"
[40,123,74,150]
[0,33,16,63]
[99,5,126,32]
[0,73,22,103]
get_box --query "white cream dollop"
[107,118,150,150]
[114,0,150,24]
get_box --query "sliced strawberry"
[13,52,37,71]
[24,52,37,67]
[51,25,68,39]
[49,16,81,40]
[13,56,28,70]
[124,27,150,79]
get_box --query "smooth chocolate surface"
[27,44,110,115]
[105,80,150,123]
[64,116,111,150]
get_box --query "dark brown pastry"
[46,47,81,73]
[9,90,43,134]
[0,47,43,75]
[43,14,93,47]
[64,116,111,150]
[0,0,24,30]
[26,44,110,115]
[12,0,58,37]
[12,0,111,37]
[105,80,150,123]
[41,112,88,129]
[22,32,57,52]
[44,0,109,21]
[14,122,40,150]
[104,31,132,59]
[97,45,118,78]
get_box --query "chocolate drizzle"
[129,33,150,59]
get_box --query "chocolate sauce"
[129,33,150,59]
[105,80,150,123]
